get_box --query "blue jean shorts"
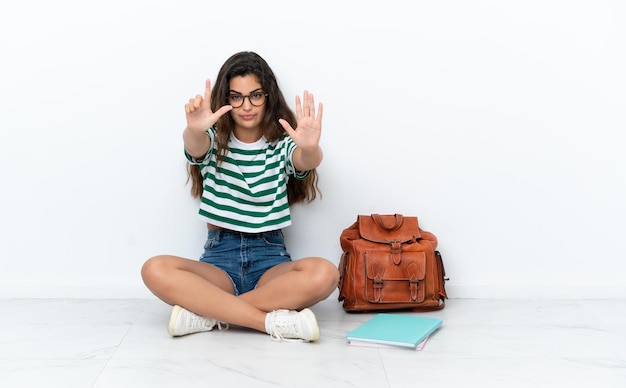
[199,229,292,295]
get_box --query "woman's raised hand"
[279,90,323,152]
[185,79,232,133]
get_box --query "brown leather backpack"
[337,214,448,312]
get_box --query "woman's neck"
[232,127,263,143]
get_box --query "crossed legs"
[141,255,339,333]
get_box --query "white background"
[1,0,624,298]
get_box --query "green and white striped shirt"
[186,126,309,233]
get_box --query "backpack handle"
[372,214,404,231]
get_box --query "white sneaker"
[266,308,320,342]
[167,305,229,337]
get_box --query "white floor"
[1,296,625,388]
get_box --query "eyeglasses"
[227,90,268,108]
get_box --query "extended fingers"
[296,91,318,117]
[304,92,323,123]
[294,91,322,124]
[204,79,212,101]
[305,91,314,117]
[279,118,296,137]
[185,80,212,113]
[316,102,323,123]
[295,95,303,119]
[214,104,233,118]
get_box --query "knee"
[308,258,340,294]
[141,255,170,288]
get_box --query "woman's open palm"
[280,91,323,151]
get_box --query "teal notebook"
[346,314,443,349]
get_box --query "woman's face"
[227,75,266,142]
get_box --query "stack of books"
[346,313,443,350]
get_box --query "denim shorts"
[199,229,292,295]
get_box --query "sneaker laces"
[186,311,229,332]
[268,310,304,343]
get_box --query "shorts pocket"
[203,231,221,250]
[261,232,286,248]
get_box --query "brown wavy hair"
[187,51,320,205]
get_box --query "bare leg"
[141,255,267,332]
[141,255,339,333]
[240,257,339,312]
